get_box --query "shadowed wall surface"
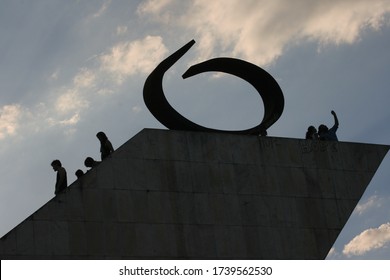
[0,129,388,259]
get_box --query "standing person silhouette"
[96,131,114,160]
[318,110,339,141]
[51,160,68,195]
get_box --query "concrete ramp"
[0,129,388,259]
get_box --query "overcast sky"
[0,0,389,259]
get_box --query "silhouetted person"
[75,169,84,179]
[84,157,100,169]
[96,131,114,160]
[305,125,319,140]
[51,160,67,195]
[318,110,339,141]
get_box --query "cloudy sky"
[0,0,389,259]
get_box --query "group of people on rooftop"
[305,110,339,141]
[50,131,114,196]
[50,111,339,196]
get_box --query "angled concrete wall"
[0,129,388,259]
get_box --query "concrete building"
[0,129,388,259]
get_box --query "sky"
[0,0,389,259]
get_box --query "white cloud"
[96,88,115,96]
[138,0,390,65]
[327,247,337,258]
[0,36,166,140]
[0,100,81,143]
[49,69,60,82]
[0,104,22,139]
[100,36,168,84]
[116,25,128,36]
[91,0,111,19]
[58,113,81,126]
[355,195,383,215]
[73,68,96,89]
[55,89,89,115]
[343,223,390,256]
[132,106,142,114]
[52,68,96,125]
[137,0,174,17]
[17,35,168,136]
[300,0,389,45]
[326,247,344,259]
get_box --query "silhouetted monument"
[143,40,284,135]
[0,40,388,259]
[0,129,388,259]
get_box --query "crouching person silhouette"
[84,157,101,169]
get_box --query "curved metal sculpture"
[143,39,284,135]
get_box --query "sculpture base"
[1,129,388,259]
